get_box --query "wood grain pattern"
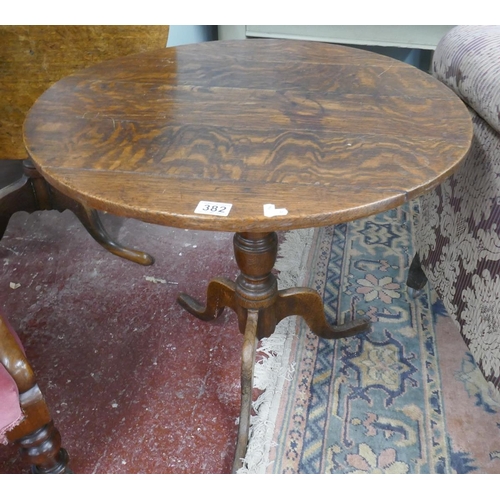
[24,39,473,232]
[0,25,169,159]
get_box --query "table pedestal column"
[177,231,370,472]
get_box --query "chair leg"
[16,421,71,474]
[1,314,71,473]
[406,252,428,297]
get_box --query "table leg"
[232,309,258,473]
[275,288,368,339]
[177,231,370,471]
[68,202,155,266]
[177,278,237,321]
[0,159,155,266]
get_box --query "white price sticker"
[194,201,232,217]
[263,204,288,217]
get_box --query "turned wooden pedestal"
[178,231,369,471]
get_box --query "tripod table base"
[177,231,370,472]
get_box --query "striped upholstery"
[432,25,500,135]
[413,25,500,393]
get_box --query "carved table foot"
[0,159,155,266]
[177,231,370,472]
[69,202,155,266]
[276,288,369,339]
[177,278,237,321]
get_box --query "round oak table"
[23,39,473,472]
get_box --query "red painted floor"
[0,209,247,473]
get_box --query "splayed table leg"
[232,309,258,473]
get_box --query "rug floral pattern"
[263,202,500,474]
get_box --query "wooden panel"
[35,167,416,232]
[25,117,469,180]
[27,84,470,136]
[0,25,169,159]
[24,39,472,232]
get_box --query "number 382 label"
[194,201,232,217]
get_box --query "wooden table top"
[23,39,473,232]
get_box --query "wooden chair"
[0,26,170,265]
[0,309,70,473]
[1,26,170,473]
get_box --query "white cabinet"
[218,25,455,50]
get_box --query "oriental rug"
[240,202,500,474]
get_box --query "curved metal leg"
[232,309,258,473]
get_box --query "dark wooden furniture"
[22,39,473,472]
[1,312,70,473]
[0,26,170,265]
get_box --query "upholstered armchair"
[407,25,500,394]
